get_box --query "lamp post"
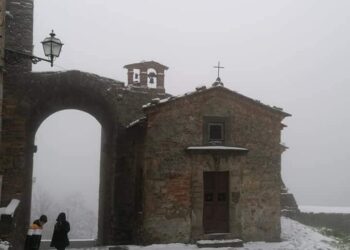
[5,30,63,67]
[41,30,64,67]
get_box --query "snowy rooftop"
[142,85,290,117]
[127,117,147,128]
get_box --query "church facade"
[124,62,290,243]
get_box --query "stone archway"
[1,0,169,247]
[1,70,164,248]
[4,71,120,247]
[31,109,101,240]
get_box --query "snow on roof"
[124,61,169,70]
[187,146,248,151]
[127,117,147,128]
[141,85,210,109]
[1,199,20,217]
[142,85,290,117]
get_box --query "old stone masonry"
[0,0,290,249]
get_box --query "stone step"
[196,239,244,248]
[202,233,236,240]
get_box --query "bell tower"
[124,61,168,92]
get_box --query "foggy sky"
[33,111,100,212]
[32,0,350,207]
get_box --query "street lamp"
[41,30,64,67]
[5,30,63,67]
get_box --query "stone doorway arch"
[1,70,163,247]
[31,109,101,240]
[11,71,119,246]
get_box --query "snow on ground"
[45,217,341,250]
[300,205,350,214]
[0,241,10,250]
[125,217,338,250]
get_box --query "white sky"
[32,0,350,207]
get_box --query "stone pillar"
[0,0,33,246]
[0,0,5,143]
[5,0,34,74]
[156,72,165,89]
[127,69,134,86]
[140,68,148,88]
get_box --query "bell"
[149,77,154,84]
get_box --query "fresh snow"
[299,205,350,214]
[0,241,10,250]
[126,217,338,250]
[0,199,20,217]
[127,117,146,128]
[5,217,340,250]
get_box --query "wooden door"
[203,171,229,233]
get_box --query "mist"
[31,110,100,238]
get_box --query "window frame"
[208,122,225,143]
[203,116,231,145]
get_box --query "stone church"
[123,62,290,243]
[0,0,290,248]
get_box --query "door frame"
[203,171,229,233]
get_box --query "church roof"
[142,85,291,118]
[124,61,169,70]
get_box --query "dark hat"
[57,212,66,222]
[39,215,48,223]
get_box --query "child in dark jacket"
[50,212,70,250]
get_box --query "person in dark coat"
[50,212,70,250]
[24,214,48,250]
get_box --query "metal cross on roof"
[214,61,224,78]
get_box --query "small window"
[208,123,224,143]
[203,116,230,145]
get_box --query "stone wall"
[141,87,287,243]
[0,0,290,246]
[0,0,5,144]
[0,70,166,247]
[4,0,33,73]
[296,212,350,234]
[0,0,33,243]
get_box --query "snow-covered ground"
[0,241,10,250]
[300,205,350,214]
[128,217,337,250]
[1,217,341,250]
[65,217,340,250]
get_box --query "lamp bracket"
[4,48,51,65]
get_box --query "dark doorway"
[203,171,229,233]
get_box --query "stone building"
[0,0,290,247]
[126,78,290,243]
